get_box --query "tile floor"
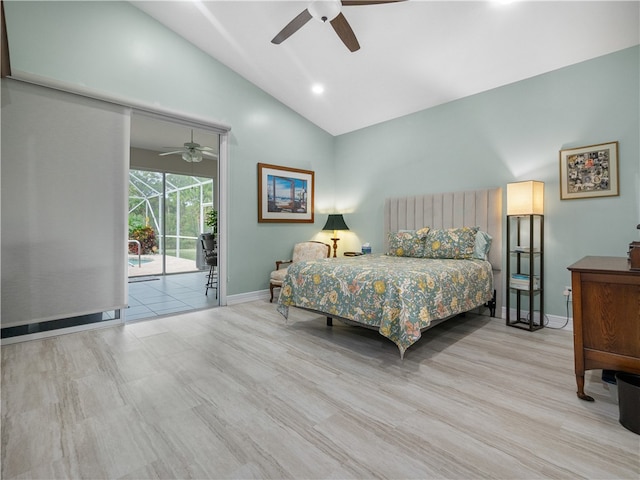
[3,306,638,479]
[126,270,218,322]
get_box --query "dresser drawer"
[580,280,640,356]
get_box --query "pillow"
[387,227,430,257]
[423,227,479,259]
[473,230,493,260]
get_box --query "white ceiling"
[130,0,639,137]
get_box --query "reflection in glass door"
[128,169,214,277]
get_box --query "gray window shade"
[1,79,129,328]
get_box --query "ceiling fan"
[271,0,406,52]
[159,130,216,163]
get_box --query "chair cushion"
[270,267,289,285]
[204,253,217,266]
[271,242,328,288]
[292,242,329,262]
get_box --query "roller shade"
[1,79,129,328]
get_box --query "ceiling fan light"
[182,149,203,163]
[308,0,341,22]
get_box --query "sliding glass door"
[128,169,214,277]
[165,173,214,274]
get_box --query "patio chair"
[201,233,217,297]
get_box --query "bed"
[277,188,503,358]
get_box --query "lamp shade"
[322,214,349,232]
[507,181,544,215]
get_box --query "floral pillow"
[387,227,430,257]
[423,227,479,259]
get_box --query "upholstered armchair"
[269,241,331,303]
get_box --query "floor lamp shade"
[507,181,544,215]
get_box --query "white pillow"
[473,230,492,260]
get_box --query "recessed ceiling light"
[311,84,325,95]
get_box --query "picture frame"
[258,163,314,223]
[559,141,619,200]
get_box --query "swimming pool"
[128,256,154,267]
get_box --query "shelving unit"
[506,214,544,331]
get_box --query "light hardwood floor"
[2,301,639,479]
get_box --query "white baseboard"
[545,313,573,330]
[226,289,270,305]
[500,307,572,331]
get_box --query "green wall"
[335,46,640,317]
[4,1,336,296]
[5,2,639,317]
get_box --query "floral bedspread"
[277,254,493,357]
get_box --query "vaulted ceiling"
[131,1,639,137]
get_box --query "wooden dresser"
[568,256,640,401]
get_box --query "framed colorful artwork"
[559,141,619,200]
[258,163,314,223]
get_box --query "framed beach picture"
[559,141,619,200]
[258,163,314,223]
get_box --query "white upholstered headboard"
[384,187,503,315]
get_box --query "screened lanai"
[128,169,215,277]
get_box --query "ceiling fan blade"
[202,151,218,158]
[196,146,215,152]
[341,0,406,5]
[159,150,184,156]
[330,13,360,52]
[271,8,312,44]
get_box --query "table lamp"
[322,214,349,257]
